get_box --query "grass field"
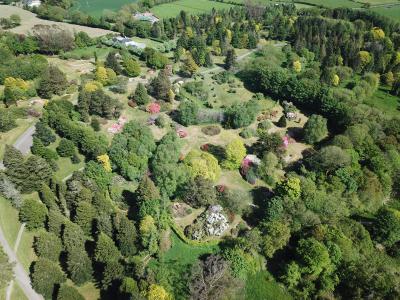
[371,6,400,20]
[164,232,219,265]
[72,0,136,16]
[294,0,361,8]
[245,271,292,300]
[150,0,234,18]
[10,283,28,300]
[364,87,399,116]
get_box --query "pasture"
[72,0,136,17]
[150,0,234,18]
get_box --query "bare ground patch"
[0,5,113,37]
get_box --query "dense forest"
[0,1,400,300]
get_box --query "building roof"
[133,12,159,24]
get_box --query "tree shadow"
[243,186,273,227]
[207,144,226,163]
[287,127,303,140]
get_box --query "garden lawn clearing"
[164,231,219,266]
[245,271,292,300]
[150,0,234,18]
[72,0,137,17]
[364,87,399,116]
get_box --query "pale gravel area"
[0,5,114,37]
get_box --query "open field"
[0,5,113,37]
[294,0,362,8]
[72,0,136,16]
[364,87,399,116]
[150,0,234,18]
[371,6,400,20]
[245,271,292,300]
[164,232,219,265]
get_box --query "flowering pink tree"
[147,102,161,114]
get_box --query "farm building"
[24,0,41,7]
[112,36,146,49]
[133,12,159,24]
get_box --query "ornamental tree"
[123,57,141,77]
[222,139,246,170]
[133,83,150,105]
[292,60,301,73]
[182,52,199,77]
[97,154,112,172]
[147,102,161,114]
[184,150,221,182]
[181,176,216,208]
[303,114,328,144]
[37,65,68,99]
[147,284,172,300]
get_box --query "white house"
[113,36,146,49]
[24,0,41,7]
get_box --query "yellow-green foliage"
[222,139,246,170]
[97,154,112,172]
[394,52,400,66]
[184,150,221,182]
[358,51,372,70]
[147,284,172,300]
[384,71,395,86]
[331,74,340,87]
[95,66,108,85]
[4,77,29,90]
[139,215,156,235]
[371,27,385,40]
[84,80,103,92]
[292,60,302,73]
[95,66,116,85]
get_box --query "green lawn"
[47,137,86,181]
[61,45,112,60]
[293,0,361,8]
[72,0,137,16]
[0,196,37,271]
[245,271,292,300]
[10,283,28,300]
[150,0,234,18]
[164,231,219,265]
[364,87,399,116]
[370,6,400,20]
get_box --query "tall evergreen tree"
[224,48,236,70]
